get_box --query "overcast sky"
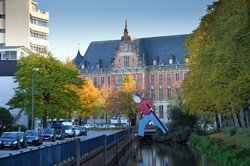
[35,0,215,61]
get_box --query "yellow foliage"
[79,78,102,117]
[122,73,135,93]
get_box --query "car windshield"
[63,125,72,130]
[43,129,53,134]
[26,131,38,136]
[1,132,17,139]
[55,129,62,134]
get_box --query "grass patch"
[188,128,250,166]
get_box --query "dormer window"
[153,60,157,65]
[169,58,173,64]
[124,43,129,52]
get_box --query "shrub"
[229,128,237,136]
[12,124,28,132]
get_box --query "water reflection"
[129,142,218,166]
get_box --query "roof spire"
[124,20,128,36]
[122,20,131,41]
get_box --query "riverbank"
[187,128,250,166]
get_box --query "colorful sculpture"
[132,93,168,137]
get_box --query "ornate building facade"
[73,21,189,124]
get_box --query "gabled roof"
[73,34,189,68]
[0,60,19,76]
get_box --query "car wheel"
[15,143,20,150]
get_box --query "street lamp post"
[31,68,39,130]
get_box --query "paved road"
[0,130,120,158]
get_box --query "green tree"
[0,107,14,133]
[7,51,83,128]
[183,0,250,128]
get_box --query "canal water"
[123,142,218,166]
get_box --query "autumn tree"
[79,78,104,123]
[116,73,138,126]
[7,51,83,128]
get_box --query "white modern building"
[0,0,49,127]
[0,0,49,54]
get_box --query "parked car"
[0,132,22,149]
[17,131,27,148]
[79,126,87,135]
[62,122,75,138]
[55,128,65,140]
[84,123,94,129]
[25,130,43,146]
[42,128,56,142]
[52,123,65,140]
[73,126,82,136]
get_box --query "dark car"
[42,128,56,142]
[17,131,27,148]
[25,130,43,146]
[79,126,87,135]
[73,126,82,136]
[54,128,65,140]
[52,123,65,140]
[0,132,22,150]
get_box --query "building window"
[124,56,129,67]
[167,88,171,97]
[0,29,5,33]
[159,88,163,100]
[159,73,162,85]
[100,77,104,86]
[175,88,180,96]
[93,77,97,86]
[30,16,48,27]
[175,73,180,82]
[150,74,155,85]
[184,72,188,80]
[159,105,164,118]
[30,43,47,52]
[30,30,48,40]
[124,43,129,52]
[108,76,111,87]
[116,75,123,86]
[167,74,171,85]
[2,51,17,60]
[133,74,137,81]
[150,89,155,99]
[0,14,5,19]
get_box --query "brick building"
[73,21,189,124]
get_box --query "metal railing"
[0,129,132,166]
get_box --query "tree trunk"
[236,113,242,128]
[232,115,236,127]
[244,104,249,128]
[220,114,224,128]
[215,111,221,129]
[43,116,47,128]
